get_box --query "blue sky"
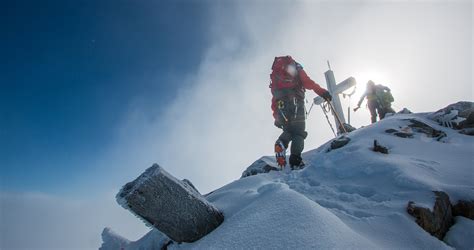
[1,0,211,193]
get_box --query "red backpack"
[270,56,303,100]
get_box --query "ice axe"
[327,100,348,134]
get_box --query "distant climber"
[270,56,332,169]
[354,80,395,123]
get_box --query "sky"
[1,0,472,249]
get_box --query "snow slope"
[102,109,474,249]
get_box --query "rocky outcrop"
[372,140,388,154]
[428,101,474,133]
[241,157,279,178]
[116,164,224,243]
[340,123,357,133]
[385,119,446,141]
[407,191,454,240]
[452,200,474,219]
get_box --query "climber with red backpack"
[270,56,332,169]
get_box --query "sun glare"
[353,70,391,89]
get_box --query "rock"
[398,108,412,114]
[116,164,224,243]
[459,128,474,136]
[428,101,474,130]
[459,110,474,129]
[406,119,447,141]
[385,129,398,134]
[182,179,200,194]
[330,136,351,150]
[393,131,414,138]
[407,191,454,240]
[373,140,388,154]
[241,157,279,178]
[340,123,357,133]
[453,200,474,219]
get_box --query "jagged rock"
[385,129,398,134]
[182,179,200,194]
[373,140,388,154]
[340,123,357,133]
[241,157,279,178]
[453,200,474,219]
[330,136,351,150]
[405,119,447,141]
[407,191,454,240]
[429,101,474,130]
[398,108,412,114]
[116,164,224,243]
[393,131,414,138]
[459,128,474,136]
[100,227,169,250]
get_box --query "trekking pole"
[327,101,348,134]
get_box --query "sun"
[353,70,391,90]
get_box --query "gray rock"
[393,131,414,138]
[340,123,357,133]
[373,140,388,154]
[385,129,398,134]
[429,101,474,130]
[241,157,279,178]
[459,128,474,136]
[406,119,447,141]
[330,136,351,150]
[407,191,454,240]
[116,164,224,243]
[398,108,413,114]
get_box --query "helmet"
[367,80,375,88]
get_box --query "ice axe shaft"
[327,101,348,134]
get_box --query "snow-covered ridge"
[101,102,474,249]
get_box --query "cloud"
[0,192,149,249]
[96,0,472,196]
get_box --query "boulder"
[116,164,224,243]
[428,101,474,130]
[329,136,351,151]
[340,123,357,133]
[373,140,388,154]
[398,108,413,114]
[406,119,447,141]
[452,200,474,219]
[407,191,454,240]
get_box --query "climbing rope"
[320,102,337,137]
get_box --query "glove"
[321,91,332,102]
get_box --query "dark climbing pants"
[368,100,395,123]
[276,99,307,157]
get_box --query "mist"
[99,0,472,194]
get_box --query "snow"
[103,108,474,249]
[444,216,474,250]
